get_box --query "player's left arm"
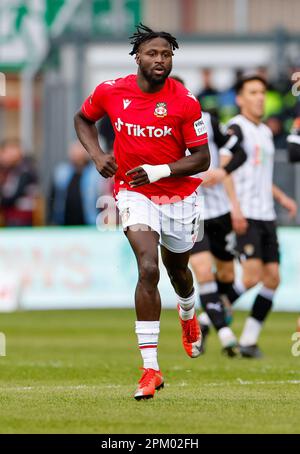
[126,144,210,188]
[272,184,298,219]
[169,143,210,176]
[127,94,210,187]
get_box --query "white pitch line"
[236,378,300,385]
[0,384,122,392]
[0,380,299,393]
[203,379,300,387]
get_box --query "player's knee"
[191,259,214,283]
[216,268,234,283]
[167,265,188,284]
[197,267,215,284]
[139,261,160,287]
[243,274,260,290]
[263,272,280,290]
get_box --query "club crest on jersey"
[154,102,167,118]
[244,243,255,256]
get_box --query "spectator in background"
[265,115,288,149]
[98,115,115,152]
[49,141,107,226]
[0,139,38,227]
[218,69,242,123]
[196,68,219,117]
[256,66,283,120]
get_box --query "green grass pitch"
[0,309,299,434]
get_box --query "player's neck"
[242,111,262,126]
[136,74,165,94]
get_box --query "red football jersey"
[81,75,208,203]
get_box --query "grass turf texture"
[0,309,299,434]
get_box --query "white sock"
[218,327,237,348]
[259,286,275,300]
[234,279,246,295]
[198,311,212,327]
[177,289,195,320]
[198,281,218,295]
[135,321,160,371]
[239,317,262,347]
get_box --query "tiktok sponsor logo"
[114,118,173,138]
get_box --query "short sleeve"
[81,83,108,122]
[226,123,244,142]
[182,94,208,148]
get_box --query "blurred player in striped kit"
[189,110,247,356]
[219,74,297,358]
[287,116,300,333]
[171,75,247,356]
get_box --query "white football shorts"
[116,189,203,253]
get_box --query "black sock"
[251,287,274,322]
[199,283,227,331]
[216,280,243,305]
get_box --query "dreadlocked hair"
[129,23,179,56]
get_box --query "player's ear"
[135,53,140,65]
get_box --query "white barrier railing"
[0,226,298,312]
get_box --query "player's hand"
[126,167,150,188]
[96,155,118,178]
[231,204,248,235]
[201,168,227,187]
[280,195,298,219]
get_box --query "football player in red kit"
[74,24,210,400]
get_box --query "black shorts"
[236,219,280,263]
[190,212,235,261]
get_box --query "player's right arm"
[74,83,118,178]
[221,123,248,235]
[272,184,297,219]
[222,170,248,234]
[201,115,247,187]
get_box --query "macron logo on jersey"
[114,118,173,138]
[123,99,132,109]
[104,80,116,86]
[187,92,197,102]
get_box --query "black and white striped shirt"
[228,114,276,221]
[198,112,246,220]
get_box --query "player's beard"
[139,64,172,86]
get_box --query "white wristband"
[141,164,171,183]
